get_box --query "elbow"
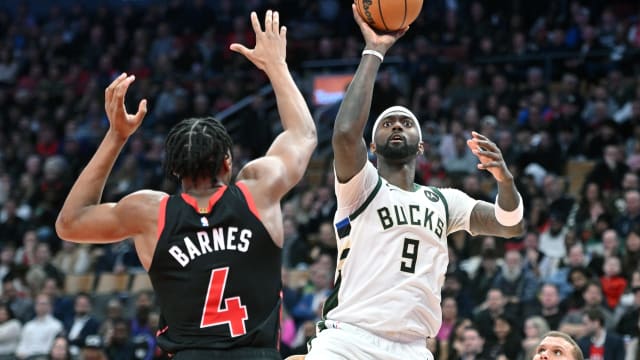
[504,220,526,239]
[55,213,73,241]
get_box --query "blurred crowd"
[0,0,639,359]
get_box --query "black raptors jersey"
[149,182,282,354]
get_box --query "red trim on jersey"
[180,185,228,214]
[157,195,170,239]
[236,182,261,220]
[156,325,169,337]
[277,290,283,351]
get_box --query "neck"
[377,159,416,191]
[182,177,226,196]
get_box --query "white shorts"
[305,320,434,360]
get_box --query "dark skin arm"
[467,131,525,238]
[332,5,407,183]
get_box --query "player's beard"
[376,137,419,161]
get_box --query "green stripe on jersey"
[322,270,342,318]
[350,177,382,221]
[429,186,449,230]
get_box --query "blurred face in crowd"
[486,289,505,312]
[74,295,92,317]
[442,297,457,321]
[583,283,603,306]
[540,284,560,309]
[462,328,484,355]
[35,294,52,317]
[50,337,70,360]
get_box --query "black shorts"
[172,347,282,360]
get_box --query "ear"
[369,142,376,154]
[417,141,424,155]
[223,153,232,172]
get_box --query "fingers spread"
[250,11,262,34]
[229,43,249,55]
[273,11,279,34]
[135,99,148,122]
[264,10,272,34]
[105,73,127,105]
[115,75,136,112]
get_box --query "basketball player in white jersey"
[303,5,526,360]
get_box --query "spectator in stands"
[616,284,640,338]
[617,190,640,238]
[492,249,540,309]
[559,281,615,338]
[291,259,332,325]
[524,283,565,330]
[485,313,522,360]
[587,145,630,197]
[0,302,21,359]
[545,243,590,300]
[563,266,592,312]
[79,335,107,360]
[600,255,627,310]
[622,225,640,273]
[1,277,33,323]
[48,336,71,360]
[15,293,63,359]
[588,228,624,277]
[0,199,27,246]
[458,326,489,360]
[64,293,100,357]
[103,318,136,360]
[521,316,551,360]
[437,295,459,342]
[577,307,626,360]
[474,288,516,344]
[52,241,92,276]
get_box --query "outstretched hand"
[104,73,147,139]
[467,131,513,183]
[351,4,408,55]
[230,10,287,72]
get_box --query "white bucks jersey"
[324,162,477,342]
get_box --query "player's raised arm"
[55,74,164,244]
[230,10,317,201]
[332,4,407,183]
[467,131,525,238]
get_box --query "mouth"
[389,134,405,143]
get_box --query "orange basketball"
[355,0,424,32]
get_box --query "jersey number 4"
[200,267,248,337]
[401,238,419,273]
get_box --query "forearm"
[333,56,381,138]
[265,64,316,140]
[57,130,127,225]
[496,177,520,211]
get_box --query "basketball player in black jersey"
[55,10,316,360]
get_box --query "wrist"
[362,49,384,62]
[264,61,289,76]
[105,129,129,144]
[494,192,524,226]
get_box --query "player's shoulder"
[121,189,169,207]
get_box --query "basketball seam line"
[401,0,408,29]
[377,0,389,32]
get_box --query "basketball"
[354,0,424,32]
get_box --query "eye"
[383,120,392,127]
[554,350,562,356]
[403,119,413,127]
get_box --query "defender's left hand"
[467,131,513,183]
[229,10,287,73]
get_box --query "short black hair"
[164,117,233,182]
